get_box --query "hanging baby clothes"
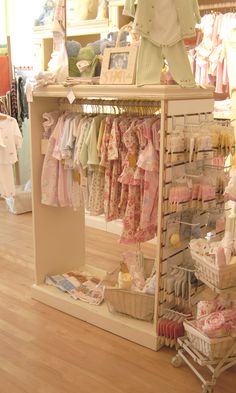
[118,117,160,244]
[41,113,74,207]
[0,115,23,198]
[224,27,236,96]
[41,111,161,244]
[124,0,200,86]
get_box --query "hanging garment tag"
[128,153,137,168]
[76,60,91,73]
[67,90,76,104]
[73,170,81,184]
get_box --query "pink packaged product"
[196,300,216,319]
[196,299,236,338]
[196,309,236,338]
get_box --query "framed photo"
[100,45,138,85]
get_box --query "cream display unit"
[29,85,214,350]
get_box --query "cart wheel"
[171,355,183,368]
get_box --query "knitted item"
[66,40,81,57]
[68,57,81,77]
[77,46,98,77]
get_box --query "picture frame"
[100,45,138,85]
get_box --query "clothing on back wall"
[0,114,23,198]
[191,12,236,94]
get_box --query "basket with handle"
[100,22,139,85]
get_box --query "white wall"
[8,0,44,67]
[0,0,7,46]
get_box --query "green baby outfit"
[124,0,201,87]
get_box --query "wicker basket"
[191,250,236,289]
[184,320,236,360]
[5,189,32,215]
[105,288,155,321]
[104,257,155,321]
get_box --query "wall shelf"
[33,19,109,39]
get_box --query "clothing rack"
[199,1,236,11]
[29,85,214,351]
[58,97,161,115]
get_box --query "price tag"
[67,90,76,104]
[197,150,214,161]
[76,60,91,73]
[202,199,216,210]
[171,152,186,163]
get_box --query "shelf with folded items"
[32,282,156,349]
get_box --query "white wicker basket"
[105,288,155,321]
[184,320,236,360]
[191,250,236,289]
[5,189,32,215]
[104,257,155,321]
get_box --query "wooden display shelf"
[33,84,214,101]
[32,262,156,349]
[32,284,156,349]
[33,18,109,39]
[29,85,214,350]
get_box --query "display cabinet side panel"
[29,98,85,284]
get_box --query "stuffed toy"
[34,0,55,26]
[96,0,108,19]
[66,40,81,77]
[76,46,99,77]
[71,0,99,20]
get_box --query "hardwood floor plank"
[0,201,235,393]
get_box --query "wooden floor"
[0,201,235,393]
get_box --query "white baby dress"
[0,115,23,198]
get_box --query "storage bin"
[184,320,236,360]
[104,257,155,321]
[191,250,236,290]
[5,185,32,215]
[105,288,155,321]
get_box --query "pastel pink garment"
[138,119,159,230]
[41,114,72,207]
[119,118,159,244]
[195,13,215,85]
[100,116,123,221]
[197,309,236,338]
[119,119,142,244]
[42,111,60,138]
